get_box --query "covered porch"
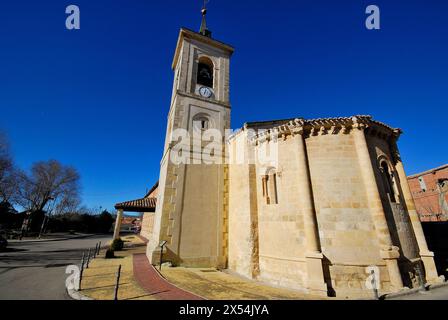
[113,195,157,240]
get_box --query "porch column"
[289,121,328,297]
[113,209,124,240]
[352,118,404,290]
[391,136,442,283]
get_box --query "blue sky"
[0,0,447,211]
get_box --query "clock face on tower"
[199,86,213,98]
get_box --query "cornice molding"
[246,115,401,146]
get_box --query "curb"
[67,288,94,301]
[9,234,97,244]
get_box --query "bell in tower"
[197,59,213,88]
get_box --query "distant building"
[408,164,448,222]
[111,215,142,233]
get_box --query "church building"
[115,7,443,298]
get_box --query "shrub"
[110,238,124,251]
[105,249,115,259]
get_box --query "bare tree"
[17,160,80,212]
[16,160,81,236]
[0,132,17,203]
[55,192,81,215]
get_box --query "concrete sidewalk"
[71,235,162,300]
[71,235,202,300]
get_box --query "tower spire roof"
[199,0,212,38]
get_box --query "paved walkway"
[136,235,149,244]
[133,254,203,300]
[75,235,153,300]
[74,235,324,300]
[388,285,448,300]
[161,267,323,300]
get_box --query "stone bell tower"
[147,5,234,268]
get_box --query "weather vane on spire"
[202,0,209,10]
[199,0,212,38]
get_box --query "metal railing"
[77,241,123,300]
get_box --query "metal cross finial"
[202,0,209,15]
[199,0,212,37]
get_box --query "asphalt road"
[0,235,111,300]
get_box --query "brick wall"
[408,164,448,222]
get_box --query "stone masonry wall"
[306,131,388,296]
[140,212,155,241]
[254,135,308,290]
[228,132,259,278]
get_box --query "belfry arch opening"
[197,57,214,88]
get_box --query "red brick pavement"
[133,253,204,300]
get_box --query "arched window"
[380,161,397,203]
[193,114,210,131]
[262,169,278,205]
[197,57,214,88]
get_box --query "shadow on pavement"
[0,248,28,253]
